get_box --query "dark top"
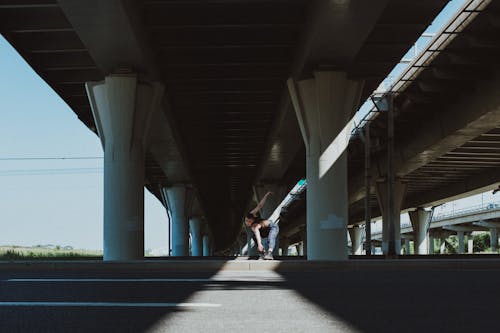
[251,219,270,239]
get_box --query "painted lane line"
[7,278,214,283]
[0,302,221,308]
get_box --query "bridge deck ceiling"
[402,126,500,192]
[1,0,450,250]
[348,2,500,224]
[138,0,310,247]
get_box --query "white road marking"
[6,276,285,283]
[0,302,220,308]
[7,278,213,283]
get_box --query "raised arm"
[249,191,272,216]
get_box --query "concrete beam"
[429,229,454,239]
[292,0,390,78]
[443,225,488,233]
[474,221,500,229]
[406,167,500,209]
[431,209,500,230]
[350,69,500,205]
[58,0,158,79]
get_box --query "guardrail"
[432,202,500,221]
[370,200,500,237]
[350,0,490,140]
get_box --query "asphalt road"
[1,259,500,332]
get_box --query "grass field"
[0,246,103,260]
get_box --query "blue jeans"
[267,221,279,251]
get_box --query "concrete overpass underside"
[347,0,500,224]
[274,1,500,252]
[0,0,447,253]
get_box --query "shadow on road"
[0,258,235,333]
[274,259,500,332]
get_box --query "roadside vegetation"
[432,232,497,254]
[0,245,102,260]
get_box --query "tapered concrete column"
[297,243,304,256]
[490,228,498,252]
[299,226,307,257]
[163,185,193,256]
[203,235,210,256]
[440,238,446,254]
[288,71,364,260]
[189,216,203,256]
[86,75,163,261]
[348,226,363,255]
[467,233,474,254]
[457,231,465,254]
[429,236,435,254]
[404,239,411,255]
[280,238,290,256]
[408,208,432,255]
[376,180,407,255]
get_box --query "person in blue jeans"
[243,191,279,260]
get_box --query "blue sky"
[0,36,168,251]
[1,0,497,251]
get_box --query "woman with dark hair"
[243,191,279,260]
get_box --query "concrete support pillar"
[408,207,432,255]
[404,238,411,255]
[189,216,203,256]
[457,231,465,254]
[429,236,435,254]
[490,228,498,252]
[288,71,364,260]
[467,233,474,254]
[202,235,210,256]
[348,226,363,255]
[440,238,446,254]
[86,75,163,261]
[376,180,407,255]
[299,226,307,257]
[163,185,193,256]
[280,238,290,256]
[297,243,304,256]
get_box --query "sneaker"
[263,251,274,260]
[258,252,266,260]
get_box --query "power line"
[0,157,102,161]
[0,167,102,176]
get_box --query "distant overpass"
[344,200,500,255]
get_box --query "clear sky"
[1,0,496,252]
[0,35,168,252]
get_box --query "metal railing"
[432,201,500,221]
[350,0,491,139]
[370,199,500,237]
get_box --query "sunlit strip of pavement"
[0,302,221,307]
